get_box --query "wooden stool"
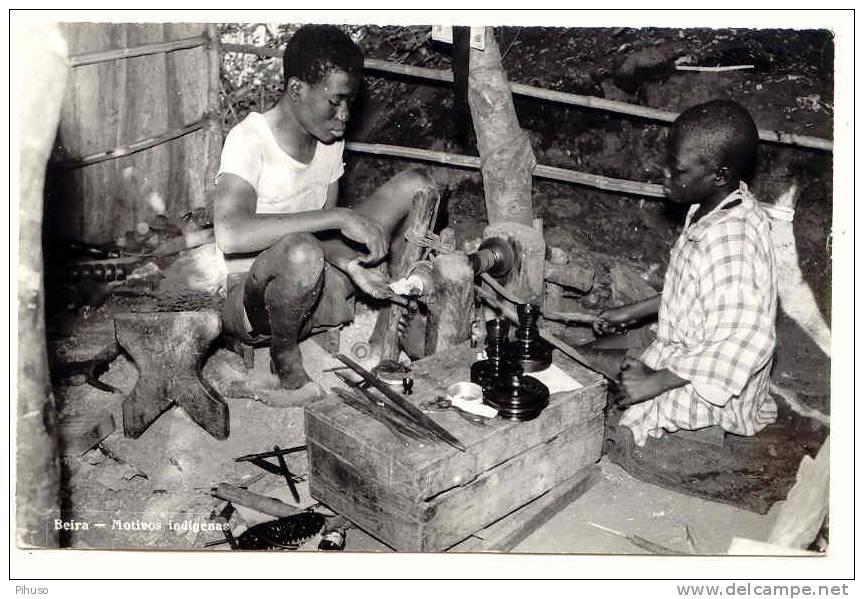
[115,311,228,440]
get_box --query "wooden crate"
[305,343,606,551]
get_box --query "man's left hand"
[618,356,687,408]
[345,259,407,306]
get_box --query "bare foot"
[270,347,312,390]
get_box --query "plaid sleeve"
[662,222,776,404]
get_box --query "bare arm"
[213,174,386,265]
[608,295,662,324]
[593,295,661,336]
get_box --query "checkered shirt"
[620,183,779,446]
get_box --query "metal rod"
[330,388,414,446]
[331,373,434,442]
[586,521,689,555]
[273,445,300,504]
[234,445,307,463]
[69,34,208,67]
[335,354,467,452]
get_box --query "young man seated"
[213,24,434,391]
[592,99,778,447]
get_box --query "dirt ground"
[42,26,832,553]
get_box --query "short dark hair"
[282,24,364,86]
[669,99,760,180]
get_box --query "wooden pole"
[15,21,68,548]
[50,118,211,170]
[68,34,207,67]
[222,43,833,152]
[205,24,223,198]
[346,141,666,198]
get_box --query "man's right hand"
[336,208,387,265]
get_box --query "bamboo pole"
[676,64,755,72]
[68,34,207,67]
[222,43,832,152]
[205,24,223,196]
[346,141,667,198]
[51,118,211,170]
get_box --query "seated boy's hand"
[617,356,687,408]
[593,306,632,336]
[336,209,387,265]
[345,259,407,306]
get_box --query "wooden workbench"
[305,343,606,551]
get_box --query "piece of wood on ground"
[728,538,819,556]
[58,410,117,455]
[767,438,829,550]
[545,261,594,293]
[451,464,601,552]
[610,263,658,305]
[213,483,302,519]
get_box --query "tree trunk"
[16,22,69,548]
[468,27,536,226]
[468,27,545,305]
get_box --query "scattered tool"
[234,445,307,463]
[586,521,690,555]
[419,396,491,428]
[330,384,422,446]
[52,341,122,393]
[236,447,305,483]
[234,512,326,550]
[335,353,466,452]
[212,483,301,518]
[273,444,301,503]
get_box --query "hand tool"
[335,353,466,452]
[234,445,307,463]
[234,512,325,550]
[586,521,690,555]
[330,385,427,446]
[273,444,300,503]
[212,483,301,518]
[419,396,491,427]
[331,371,435,442]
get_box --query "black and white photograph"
[10,8,853,583]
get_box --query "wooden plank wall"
[47,23,221,244]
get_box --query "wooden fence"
[49,23,221,244]
[51,26,833,243]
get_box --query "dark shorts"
[222,262,355,345]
